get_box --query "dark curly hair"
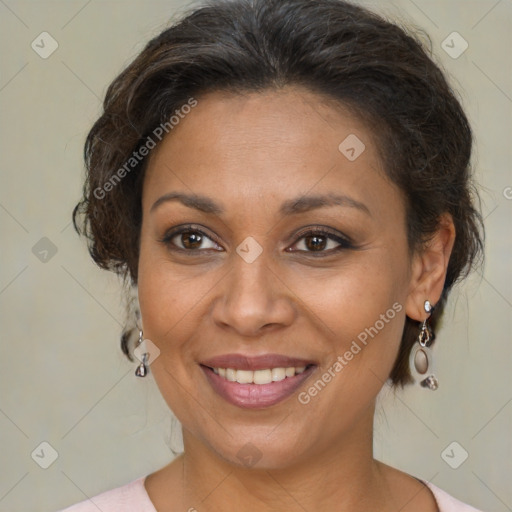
[73,0,484,387]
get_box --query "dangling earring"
[409,300,439,390]
[135,330,149,378]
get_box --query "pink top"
[57,475,484,511]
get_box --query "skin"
[137,86,455,512]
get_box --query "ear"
[405,213,456,321]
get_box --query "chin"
[201,428,312,471]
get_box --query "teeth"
[272,368,286,382]
[254,369,272,385]
[212,366,308,384]
[236,370,253,384]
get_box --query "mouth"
[208,365,309,383]
[200,354,317,409]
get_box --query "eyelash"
[159,224,354,257]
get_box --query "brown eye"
[288,228,354,256]
[180,231,204,249]
[160,225,222,253]
[304,234,328,251]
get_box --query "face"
[138,87,414,469]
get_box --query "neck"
[172,402,391,511]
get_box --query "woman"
[61,0,484,510]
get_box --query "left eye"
[289,230,350,254]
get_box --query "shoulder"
[421,480,484,512]
[56,476,156,512]
[377,461,483,511]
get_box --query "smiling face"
[137,87,415,469]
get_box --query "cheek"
[288,253,407,334]
[288,253,409,390]
[291,270,407,424]
[137,231,188,345]
[136,233,221,363]
[137,262,200,346]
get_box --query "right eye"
[159,225,223,253]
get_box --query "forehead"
[142,87,398,219]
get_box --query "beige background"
[0,0,510,511]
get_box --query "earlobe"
[405,213,456,321]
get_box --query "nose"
[211,250,296,337]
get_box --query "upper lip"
[201,353,317,371]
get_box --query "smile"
[211,366,307,384]
[200,354,317,409]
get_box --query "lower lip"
[201,365,316,409]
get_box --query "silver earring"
[135,330,149,378]
[409,300,439,390]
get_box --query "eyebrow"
[150,191,371,217]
